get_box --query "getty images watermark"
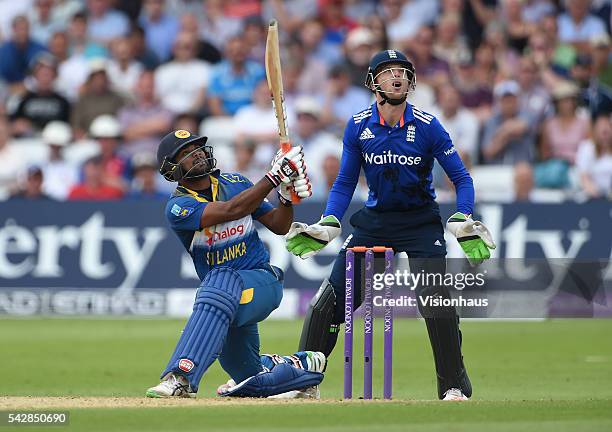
[371,269,489,308]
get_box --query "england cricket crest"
[406,124,416,142]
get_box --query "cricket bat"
[265,19,300,203]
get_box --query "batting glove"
[446,212,496,266]
[265,146,305,188]
[285,215,341,259]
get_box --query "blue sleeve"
[165,196,207,231]
[324,120,362,221]
[431,118,474,215]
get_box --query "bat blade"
[266,19,300,203]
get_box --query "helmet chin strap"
[378,89,407,106]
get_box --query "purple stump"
[363,250,374,399]
[383,248,394,400]
[344,249,355,399]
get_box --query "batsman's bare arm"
[199,179,275,228]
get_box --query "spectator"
[10,54,71,136]
[67,155,124,200]
[197,0,243,51]
[405,26,451,89]
[285,37,328,97]
[0,116,24,198]
[576,114,612,199]
[71,59,126,139]
[380,0,438,47]
[321,64,371,134]
[517,56,551,124]
[118,70,173,157]
[128,25,161,70]
[86,0,130,45]
[179,14,222,64]
[51,0,84,27]
[571,53,612,118]
[242,15,267,64]
[431,83,480,164]
[502,0,534,54]
[28,0,61,45]
[263,0,319,35]
[513,161,535,201]
[0,16,47,91]
[363,14,389,52]
[55,12,108,100]
[540,81,590,164]
[233,80,284,156]
[433,13,470,67]
[317,0,358,63]
[172,113,198,132]
[233,140,262,182]
[557,0,607,48]
[343,27,377,88]
[318,152,342,199]
[8,165,54,200]
[290,96,343,197]
[40,120,78,200]
[66,12,107,59]
[590,33,612,87]
[481,80,537,164]
[48,31,69,63]
[523,0,556,24]
[106,36,144,96]
[155,31,211,115]
[138,0,180,63]
[89,114,128,191]
[207,35,265,116]
[462,0,498,51]
[127,152,168,199]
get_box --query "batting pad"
[162,267,243,392]
[219,363,324,397]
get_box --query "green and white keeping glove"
[446,212,496,266]
[285,215,341,259]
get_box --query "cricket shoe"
[442,388,469,401]
[268,351,326,399]
[146,373,195,398]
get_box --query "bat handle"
[280,141,301,204]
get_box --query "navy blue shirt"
[165,172,274,281]
[325,102,474,219]
[0,40,47,83]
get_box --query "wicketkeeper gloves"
[446,212,496,266]
[285,215,342,259]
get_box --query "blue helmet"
[364,50,416,103]
[157,130,216,182]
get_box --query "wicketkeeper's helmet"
[157,130,216,182]
[364,49,416,105]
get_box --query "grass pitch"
[0,318,611,431]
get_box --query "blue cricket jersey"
[324,102,474,219]
[164,172,274,281]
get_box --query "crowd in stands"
[0,0,611,203]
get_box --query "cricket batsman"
[286,50,496,400]
[146,129,326,398]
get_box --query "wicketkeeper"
[286,50,496,400]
